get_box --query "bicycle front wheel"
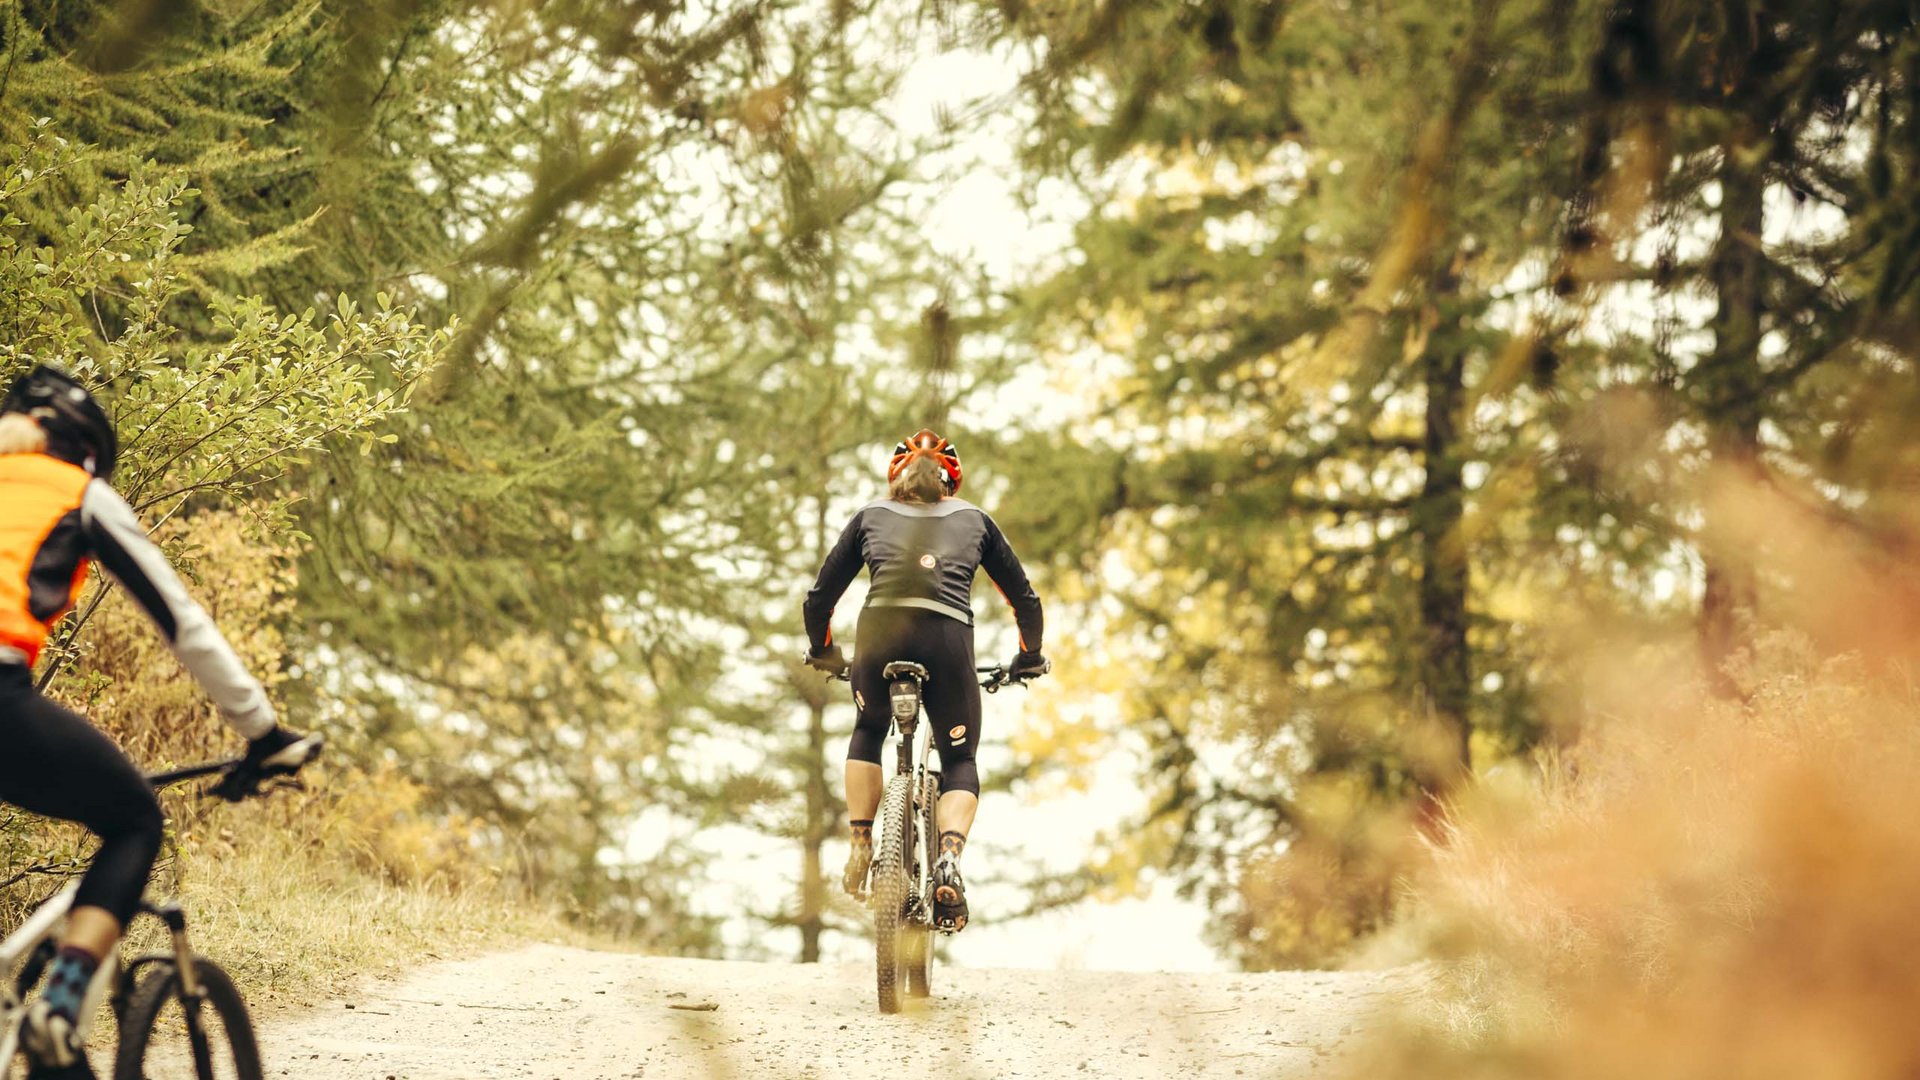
[112,956,262,1080]
[871,773,914,1014]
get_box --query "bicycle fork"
[146,902,201,999]
[142,900,224,1073]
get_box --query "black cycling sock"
[939,830,966,859]
[849,819,873,844]
[41,947,98,1022]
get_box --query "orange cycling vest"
[0,454,93,664]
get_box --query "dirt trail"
[260,943,1409,1079]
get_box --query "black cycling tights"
[849,608,983,796]
[0,665,164,928]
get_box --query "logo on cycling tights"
[854,691,865,709]
[948,724,966,743]
[919,553,937,569]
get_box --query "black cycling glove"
[805,644,849,677]
[244,725,309,770]
[212,725,318,802]
[1009,649,1050,680]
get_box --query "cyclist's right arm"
[978,513,1044,656]
[802,510,867,652]
[78,481,277,740]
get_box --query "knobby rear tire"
[872,774,913,1014]
[112,956,263,1080]
[906,772,939,998]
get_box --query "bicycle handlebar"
[145,760,237,788]
[145,734,325,802]
[808,655,1049,693]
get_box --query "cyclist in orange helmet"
[804,429,1047,931]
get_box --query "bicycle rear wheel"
[905,772,939,998]
[112,956,262,1080]
[871,774,914,1014]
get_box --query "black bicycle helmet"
[1,364,119,480]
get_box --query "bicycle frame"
[845,659,1032,1011]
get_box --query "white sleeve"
[79,481,277,739]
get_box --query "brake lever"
[263,775,309,795]
[207,765,310,803]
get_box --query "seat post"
[883,661,931,779]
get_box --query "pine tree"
[967,0,1667,966]
[1557,0,1920,683]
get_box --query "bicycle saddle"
[882,661,929,683]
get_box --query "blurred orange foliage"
[1352,464,1920,1078]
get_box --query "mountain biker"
[0,365,314,1075]
[803,429,1047,932]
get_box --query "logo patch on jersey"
[949,724,967,742]
[919,553,937,569]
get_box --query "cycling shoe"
[931,854,968,932]
[21,999,85,1072]
[843,840,873,900]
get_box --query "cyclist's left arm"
[978,513,1044,655]
[78,481,277,739]
[803,510,867,652]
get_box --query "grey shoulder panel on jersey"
[79,481,276,739]
[858,497,983,519]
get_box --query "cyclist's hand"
[1009,649,1051,682]
[805,644,849,678]
[212,727,322,801]
[247,725,317,771]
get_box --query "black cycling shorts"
[0,664,165,927]
[847,608,982,795]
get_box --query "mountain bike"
[0,735,321,1080]
[834,661,1041,1014]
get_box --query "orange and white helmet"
[888,429,962,494]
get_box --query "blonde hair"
[0,413,46,456]
[889,455,947,504]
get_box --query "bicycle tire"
[872,774,914,1014]
[906,772,939,998]
[112,956,262,1080]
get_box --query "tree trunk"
[1699,118,1767,689]
[798,492,834,962]
[1413,290,1472,813]
[799,696,829,963]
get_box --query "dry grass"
[108,762,597,1013]
[141,814,586,1011]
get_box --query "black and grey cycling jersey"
[803,497,1044,654]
